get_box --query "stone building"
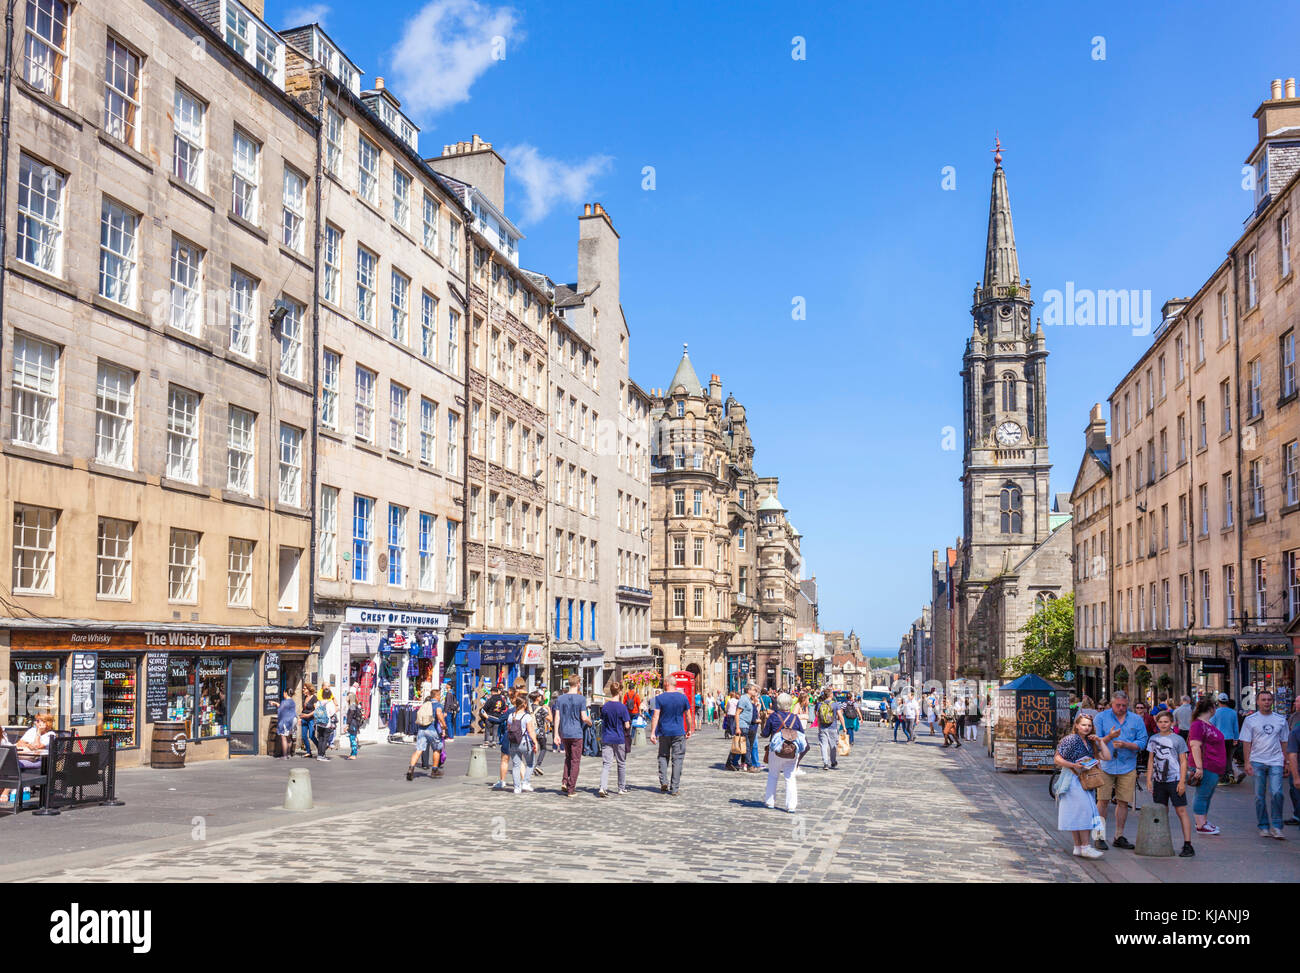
[956,148,1073,677]
[275,25,467,739]
[1068,405,1112,704]
[1,0,318,761]
[648,352,801,693]
[930,546,960,684]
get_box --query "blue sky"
[270,0,1300,649]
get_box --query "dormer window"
[223,1,284,87]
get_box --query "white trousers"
[765,754,798,810]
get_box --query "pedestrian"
[344,692,362,760]
[762,692,804,813]
[727,687,754,771]
[553,674,591,797]
[1284,708,1300,828]
[1133,701,1157,776]
[723,690,739,738]
[504,693,538,794]
[314,687,338,761]
[444,686,459,739]
[598,679,632,798]
[650,678,693,796]
[482,687,513,790]
[925,691,938,736]
[276,688,297,758]
[841,695,861,745]
[1241,689,1289,840]
[299,682,317,757]
[892,694,906,743]
[941,698,961,748]
[953,694,967,743]
[529,691,550,777]
[904,693,919,742]
[1210,692,1241,783]
[406,686,448,780]
[1188,697,1227,836]
[815,689,844,770]
[966,695,980,741]
[1053,712,1112,859]
[1145,709,1195,856]
[1173,695,1194,740]
[746,685,765,770]
[1092,690,1148,851]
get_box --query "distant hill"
[867,656,898,669]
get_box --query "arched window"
[1001,372,1017,412]
[999,483,1023,533]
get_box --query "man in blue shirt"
[650,685,693,795]
[1211,692,1241,782]
[1093,690,1149,851]
[552,675,591,797]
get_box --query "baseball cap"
[1216,692,1230,703]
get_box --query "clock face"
[995,421,1023,446]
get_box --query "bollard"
[633,725,647,746]
[466,745,489,778]
[283,768,314,811]
[1134,803,1175,857]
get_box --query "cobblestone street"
[7,723,1093,882]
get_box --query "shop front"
[3,628,314,765]
[1074,650,1106,704]
[1236,635,1295,715]
[728,652,756,692]
[1181,640,1232,703]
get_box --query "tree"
[1000,593,1075,680]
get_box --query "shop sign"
[145,653,169,722]
[522,645,545,666]
[1183,642,1220,658]
[1131,645,1147,661]
[263,652,281,715]
[11,630,313,652]
[345,608,447,629]
[1198,659,1228,674]
[551,651,581,666]
[1147,645,1173,665]
[70,652,98,727]
[1235,637,1292,655]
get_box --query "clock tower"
[957,145,1057,675]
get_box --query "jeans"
[1192,771,1220,816]
[765,754,798,810]
[314,726,331,756]
[658,735,685,791]
[818,726,840,767]
[746,724,760,768]
[561,738,583,792]
[727,726,752,769]
[600,743,627,792]
[509,744,533,789]
[530,738,546,771]
[892,717,903,742]
[301,719,315,755]
[348,732,358,757]
[1252,762,1285,829]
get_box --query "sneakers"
[661,784,669,793]
[1270,827,1287,840]
[1180,842,1195,857]
[533,769,544,776]
[1093,838,1109,851]
[492,780,506,790]
[597,790,609,798]
[1074,845,1104,859]
[786,805,797,813]
[513,786,522,794]
[521,784,534,792]
[618,787,630,795]
[1195,823,1220,835]
[1112,835,1134,850]
[1259,828,1272,838]
[765,798,776,809]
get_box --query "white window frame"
[169,237,204,335]
[12,503,57,595]
[94,361,135,469]
[392,165,411,229]
[11,333,58,451]
[227,537,254,607]
[96,517,133,601]
[278,423,303,506]
[278,298,304,380]
[226,405,255,496]
[282,165,307,253]
[166,386,200,483]
[389,383,408,455]
[99,198,138,308]
[232,128,261,224]
[318,485,338,579]
[16,153,64,274]
[104,36,141,148]
[356,246,376,324]
[321,350,340,429]
[23,0,69,101]
[172,85,206,190]
[228,268,258,359]
[168,528,200,603]
[354,365,376,442]
[358,134,379,205]
[390,269,409,343]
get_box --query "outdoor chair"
[0,744,48,814]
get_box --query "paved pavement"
[4,721,1295,882]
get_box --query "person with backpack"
[553,675,592,797]
[406,687,448,780]
[842,697,861,745]
[505,693,539,793]
[486,688,515,791]
[344,692,363,760]
[598,679,632,797]
[816,689,844,770]
[314,688,338,761]
[528,691,549,777]
[762,692,805,813]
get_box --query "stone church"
[956,148,1073,678]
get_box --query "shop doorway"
[1239,657,1296,715]
[228,658,258,755]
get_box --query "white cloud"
[282,4,330,28]
[390,0,520,117]
[505,144,614,224]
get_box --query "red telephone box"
[669,670,696,730]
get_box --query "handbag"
[837,732,851,757]
[1078,763,1106,791]
[730,734,746,755]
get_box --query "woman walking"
[1054,712,1112,858]
[276,689,297,758]
[1188,697,1227,836]
[762,693,804,813]
[344,692,362,759]
[299,682,317,757]
[506,693,538,794]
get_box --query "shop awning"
[1235,635,1293,655]
[459,633,529,665]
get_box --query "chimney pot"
[1288,78,1297,99]
[1272,78,1283,100]
[584,203,592,216]
[375,76,384,90]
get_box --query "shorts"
[1151,779,1188,807]
[1097,769,1137,805]
[415,727,443,752]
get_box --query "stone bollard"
[466,745,489,778]
[283,768,314,811]
[633,725,648,746]
[1135,803,1175,857]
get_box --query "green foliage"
[867,656,898,669]
[1000,593,1075,680]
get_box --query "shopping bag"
[729,734,746,755]
[837,733,851,757]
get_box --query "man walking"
[407,686,448,780]
[650,680,693,796]
[1241,689,1288,839]
[728,685,758,771]
[552,675,591,797]
[1173,695,1194,740]
[1093,690,1149,851]
[746,685,765,770]
[816,689,844,769]
[904,693,919,743]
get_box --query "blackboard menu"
[1016,691,1057,769]
[70,652,98,727]
[145,652,169,722]
[263,652,281,715]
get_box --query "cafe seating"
[2,726,24,744]
[0,744,49,814]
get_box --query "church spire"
[982,136,1020,291]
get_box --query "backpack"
[416,701,435,727]
[774,714,800,759]
[843,701,860,720]
[507,713,527,746]
[818,701,836,726]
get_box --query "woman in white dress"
[1054,713,1113,859]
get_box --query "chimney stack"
[1086,403,1109,452]
[709,374,722,401]
[427,134,506,214]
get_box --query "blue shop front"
[450,633,529,733]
